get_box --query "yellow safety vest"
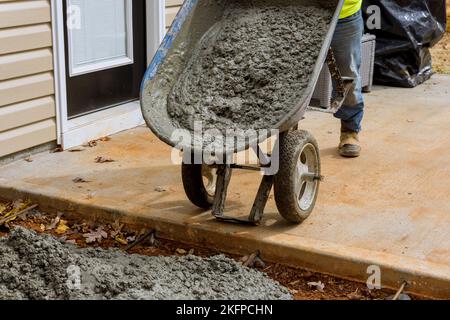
[340,0,362,19]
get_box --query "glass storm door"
[63,0,146,118]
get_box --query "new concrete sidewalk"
[1,75,449,298]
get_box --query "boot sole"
[339,147,361,158]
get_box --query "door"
[63,0,147,118]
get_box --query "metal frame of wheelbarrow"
[210,50,354,226]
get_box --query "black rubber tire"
[182,163,215,209]
[274,130,321,224]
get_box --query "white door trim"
[51,0,166,149]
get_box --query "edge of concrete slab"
[1,185,449,299]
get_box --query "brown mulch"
[431,32,450,74]
[0,201,421,301]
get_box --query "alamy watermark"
[367,265,382,290]
[366,5,382,30]
[66,265,81,290]
[170,121,281,175]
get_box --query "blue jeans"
[332,10,365,133]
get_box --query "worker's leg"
[332,10,365,133]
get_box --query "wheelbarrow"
[140,0,353,225]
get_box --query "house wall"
[0,0,180,159]
[165,0,182,31]
[0,0,56,158]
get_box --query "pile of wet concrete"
[0,228,292,300]
[168,0,333,133]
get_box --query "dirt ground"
[431,32,450,74]
[0,200,416,301]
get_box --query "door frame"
[51,0,166,149]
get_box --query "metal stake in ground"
[125,230,156,252]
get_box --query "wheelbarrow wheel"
[182,163,217,209]
[274,130,321,224]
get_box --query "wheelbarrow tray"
[140,0,345,154]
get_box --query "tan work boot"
[339,131,361,158]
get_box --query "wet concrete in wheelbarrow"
[168,0,333,133]
[1,76,450,298]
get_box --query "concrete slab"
[1,75,450,298]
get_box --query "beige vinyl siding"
[0,0,56,158]
[165,0,183,30]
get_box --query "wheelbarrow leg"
[212,163,274,225]
[248,175,274,223]
[212,164,232,218]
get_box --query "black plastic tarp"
[362,0,447,88]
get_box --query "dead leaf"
[24,157,33,163]
[86,192,97,200]
[110,220,124,237]
[289,280,300,286]
[176,248,187,255]
[307,281,325,292]
[47,212,63,230]
[84,140,98,148]
[115,235,128,245]
[83,227,108,244]
[0,203,10,216]
[95,156,115,163]
[154,186,167,192]
[0,200,34,224]
[12,199,27,210]
[55,220,70,235]
[40,224,46,231]
[50,147,64,153]
[72,177,89,183]
[99,136,111,142]
[347,289,362,300]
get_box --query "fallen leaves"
[0,200,37,225]
[154,186,167,193]
[95,156,115,164]
[0,203,10,215]
[47,212,63,230]
[110,221,129,245]
[72,177,90,184]
[46,214,74,236]
[83,136,112,148]
[114,235,128,245]
[241,251,266,268]
[110,220,124,238]
[68,147,85,153]
[83,227,108,244]
[308,281,326,292]
[50,147,64,153]
[55,220,70,235]
[347,288,363,300]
